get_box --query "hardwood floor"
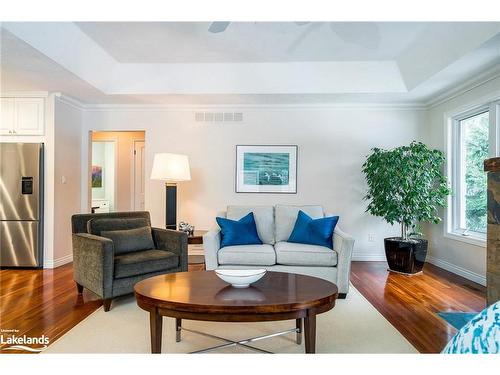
[350,262,486,353]
[0,261,486,353]
[0,263,101,353]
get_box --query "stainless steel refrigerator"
[0,143,44,268]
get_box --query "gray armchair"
[71,211,187,311]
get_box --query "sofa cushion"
[218,244,276,266]
[101,226,155,255]
[275,205,324,242]
[87,217,150,236]
[114,249,179,279]
[288,210,339,249]
[227,205,275,245]
[275,241,337,267]
[216,212,263,247]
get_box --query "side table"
[187,230,207,271]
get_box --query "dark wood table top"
[187,230,207,245]
[135,271,338,315]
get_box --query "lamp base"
[165,183,177,230]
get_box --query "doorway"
[133,140,145,211]
[89,131,146,213]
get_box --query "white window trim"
[444,96,500,247]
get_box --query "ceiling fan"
[208,22,231,33]
[207,21,381,51]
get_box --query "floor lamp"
[150,153,191,230]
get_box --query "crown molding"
[0,90,49,98]
[424,64,500,109]
[56,95,426,111]
[57,94,87,110]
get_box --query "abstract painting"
[236,145,297,193]
[92,165,103,188]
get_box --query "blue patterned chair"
[443,301,500,354]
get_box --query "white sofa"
[203,204,355,297]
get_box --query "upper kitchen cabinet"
[0,98,15,134]
[1,97,45,136]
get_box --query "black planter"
[384,237,428,274]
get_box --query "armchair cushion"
[87,217,150,236]
[218,244,276,266]
[114,249,179,279]
[101,226,155,255]
[275,241,338,267]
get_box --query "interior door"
[133,140,145,211]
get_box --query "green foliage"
[362,141,450,239]
[463,116,488,233]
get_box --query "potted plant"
[362,141,450,274]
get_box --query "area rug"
[438,312,478,330]
[44,286,417,354]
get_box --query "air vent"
[194,112,243,123]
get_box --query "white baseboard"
[352,252,386,261]
[426,255,486,286]
[44,254,73,269]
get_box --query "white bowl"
[214,269,267,288]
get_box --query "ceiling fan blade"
[287,22,324,53]
[208,22,230,33]
[329,22,381,49]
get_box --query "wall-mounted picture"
[236,145,298,193]
[91,165,103,188]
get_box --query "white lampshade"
[150,153,191,182]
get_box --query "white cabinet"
[0,97,45,136]
[0,98,15,134]
[91,200,110,213]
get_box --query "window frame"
[445,98,500,247]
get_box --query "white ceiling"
[1,22,499,106]
[75,22,428,63]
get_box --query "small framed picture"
[91,165,103,188]
[235,145,298,193]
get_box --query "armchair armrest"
[151,228,188,271]
[203,228,221,270]
[332,226,355,295]
[72,233,115,299]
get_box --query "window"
[456,110,489,234]
[448,100,500,245]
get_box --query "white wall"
[425,76,500,285]
[53,98,82,264]
[81,106,426,260]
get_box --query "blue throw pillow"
[216,212,263,248]
[288,210,339,249]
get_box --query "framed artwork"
[91,165,103,188]
[236,145,298,193]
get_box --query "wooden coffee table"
[134,271,338,354]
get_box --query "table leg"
[150,309,163,354]
[296,318,302,345]
[176,318,182,342]
[304,311,316,354]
